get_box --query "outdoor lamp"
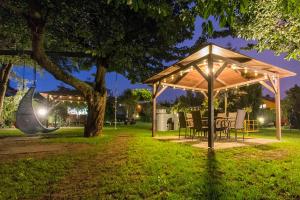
[37,107,48,117]
[258,117,265,124]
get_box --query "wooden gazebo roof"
[144,43,296,92]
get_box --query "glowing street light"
[37,107,48,117]
[258,117,265,124]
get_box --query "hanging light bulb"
[244,67,248,74]
[171,75,174,80]
[231,64,237,70]
[264,73,267,79]
[254,71,258,76]
[190,66,194,71]
[180,71,183,76]
[163,78,166,83]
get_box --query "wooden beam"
[259,81,276,94]
[213,90,220,98]
[267,75,278,93]
[146,56,208,84]
[161,83,207,92]
[214,77,267,91]
[212,54,277,77]
[192,79,206,88]
[172,71,189,85]
[155,86,168,98]
[214,62,227,78]
[216,78,228,86]
[275,76,281,140]
[193,64,208,81]
[201,91,208,99]
[207,45,214,149]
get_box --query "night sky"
[11,18,300,102]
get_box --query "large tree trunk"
[84,92,107,137]
[0,63,13,123]
[27,8,107,137]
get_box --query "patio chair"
[228,112,237,129]
[178,112,187,138]
[217,112,226,118]
[215,116,230,140]
[229,109,246,141]
[191,110,208,138]
[185,113,194,137]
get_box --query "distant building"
[260,95,275,110]
[39,87,86,126]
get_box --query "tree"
[0,55,36,123]
[282,85,300,129]
[172,91,205,112]
[119,88,151,119]
[1,85,27,127]
[0,0,198,136]
[225,84,262,118]
[232,0,300,60]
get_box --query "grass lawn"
[0,123,300,199]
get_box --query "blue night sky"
[11,17,300,101]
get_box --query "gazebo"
[144,43,296,149]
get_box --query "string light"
[190,66,194,71]
[163,78,166,83]
[231,64,237,70]
[171,75,174,80]
[254,71,258,76]
[180,71,183,76]
[205,67,209,75]
[264,73,267,79]
[244,67,248,74]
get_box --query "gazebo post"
[207,46,214,149]
[151,84,168,137]
[275,76,281,140]
[152,83,157,137]
[224,92,228,116]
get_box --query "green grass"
[0,124,300,199]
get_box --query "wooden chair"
[229,109,246,141]
[191,110,208,138]
[215,117,230,140]
[178,112,187,138]
[228,112,237,129]
[185,113,194,137]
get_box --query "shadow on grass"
[254,144,278,151]
[203,150,223,199]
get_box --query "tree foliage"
[1,87,26,127]
[282,85,300,129]
[225,84,262,118]
[232,0,300,60]
[172,91,205,112]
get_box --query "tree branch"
[0,49,91,57]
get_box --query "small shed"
[144,43,296,149]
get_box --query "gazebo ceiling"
[144,43,296,92]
